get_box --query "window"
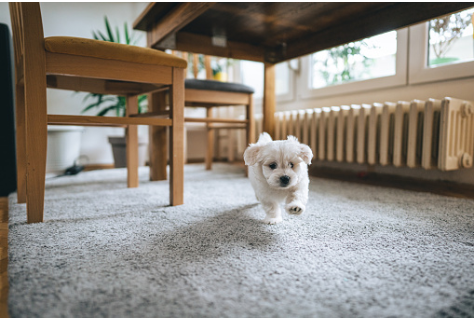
[240,61,263,98]
[183,54,236,82]
[240,60,295,102]
[428,7,474,67]
[238,6,474,103]
[409,7,474,84]
[311,31,398,89]
[300,29,408,99]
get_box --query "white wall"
[0,3,11,28]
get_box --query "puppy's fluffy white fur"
[244,132,313,224]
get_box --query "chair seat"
[185,79,254,94]
[44,36,187,68]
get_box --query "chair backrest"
[193,54,213,80]
[9,3,45,74]
[173,51,213,80]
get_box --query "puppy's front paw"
[263,216,283,225]
[286,202,305,215]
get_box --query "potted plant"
[211,57,235,82]
[82,17,148,168]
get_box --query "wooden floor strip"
[0,197,8,318]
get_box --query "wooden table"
[133,2,473,180]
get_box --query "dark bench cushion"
[185,79,254,94]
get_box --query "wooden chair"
[179,53,255,170]
[9,3,187,223]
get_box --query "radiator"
[253,97,474,171]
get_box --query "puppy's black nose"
[280,175,290,185]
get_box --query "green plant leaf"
[124,22,130,45]
[83,94,115,105]
[97,104,119,116]
[117,102,124,116]
[118,96,126,106]
[96,30,109,42]
[82,93,103,103]
[104,16,115,42]
[81,103,102,114]
[81,97,117,114]
[82,18,143,116]
[115,26,121,44]
[138,94,148,113]
[82,93,96,103]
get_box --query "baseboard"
[186,158,205,164]
[186,158,245,164]
[84,160,246,171]
[0,197,8,318]
[84,164,115,171]
[309,166,474,199]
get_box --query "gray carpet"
[8,164,474,318]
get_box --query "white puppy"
[244,132,313,224]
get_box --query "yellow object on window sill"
[213,72,227,82]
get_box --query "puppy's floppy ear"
[243,144,261,166]
[244,132,273,166]
[299,144,313,165]
[287,135,313,164]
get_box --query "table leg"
[169,68,185,206]
[263,62,276,138]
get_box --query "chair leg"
[184,125,188,164]
[227,107,235,163]
[169,68,184,206]
[148,91,168,181]
[245,95,255,177]
[126,95,139,188]
[205,107,214,170]
[24,75,47,223]
[15,84,27,203]
[246,95,255,145]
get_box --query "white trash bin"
[47,126,84,174]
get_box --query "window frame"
[299,28,408,100]
[408,21,474,85]
[274,61,297,103]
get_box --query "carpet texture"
[8,164,474,318]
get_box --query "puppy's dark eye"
[269,163,277,170]
[289,162,294,168]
